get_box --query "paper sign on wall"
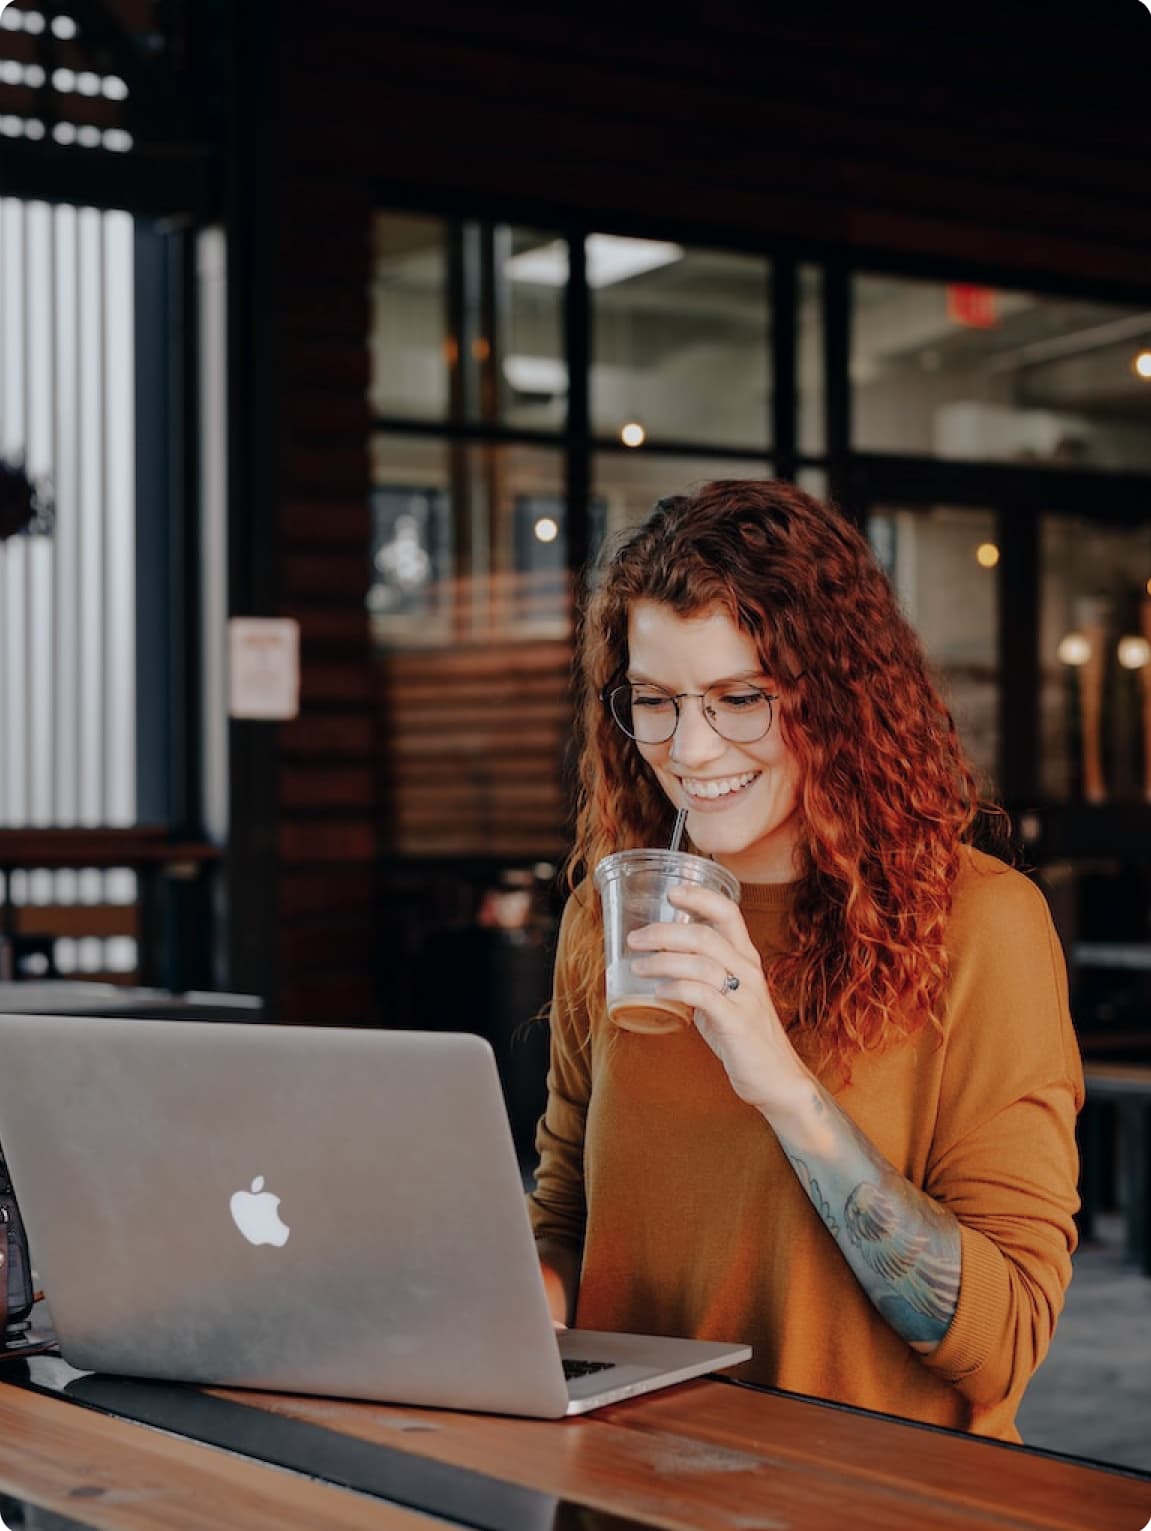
[228,618,300,720]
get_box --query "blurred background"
[0,0,1148,1471]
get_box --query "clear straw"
[669,805,688,853]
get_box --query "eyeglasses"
[604,682,778,745]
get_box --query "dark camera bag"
[0,1142,34,1341]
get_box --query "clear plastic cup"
[593,849,741,1034]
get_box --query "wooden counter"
[0,1357,1147,1531]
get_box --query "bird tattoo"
[843,1180,960,1322]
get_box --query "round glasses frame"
[603,682,779,746]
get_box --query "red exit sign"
[947,284,998,329]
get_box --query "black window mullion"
[823,261,855,521]
[564,231,591,579]
[479,221,501,425]
[770,256,796,481]
[997,501,1040,807]
[445,221,473,588]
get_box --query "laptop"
[0,1015,750,1417]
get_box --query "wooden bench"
[1080,1062,1151,1276]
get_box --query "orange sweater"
[528,848,1084,1441]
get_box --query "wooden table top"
[0,1362,1147,1531]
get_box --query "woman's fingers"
[669,883,761,961]
[654,977,740,1030]
[630,949,733,992]
[627,898,756,973]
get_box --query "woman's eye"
[633,693,673,709]
[716,691,763,709]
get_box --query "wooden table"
[0,1357,1147,1531]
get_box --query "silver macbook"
[0,1015,750,1416]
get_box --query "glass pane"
[369,214,449,421]
[369,436,572,648]
[798,263,825,455]
[592,454,771,561]
[368,434,453,646]
[472,442,570,642]
[853,275,1151,471]
[371,436,572,859]
[796,466,828,500]
[493,226,567,432]
[591,236,770,450]
[1039,516,1151,803]
[867,505,1000,787]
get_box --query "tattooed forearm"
[770,1081,961,1353]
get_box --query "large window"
[853,275,1151,471]
[369,209,1151,858]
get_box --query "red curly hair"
[565,479,992,1073]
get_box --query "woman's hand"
[627,883,812,1114]
[536,1239,580,1331]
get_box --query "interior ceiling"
[374,231,1151,416]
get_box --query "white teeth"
[681,772,758,800]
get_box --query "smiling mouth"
[679,770,761,801]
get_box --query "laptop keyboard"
[562,1358,616,1380]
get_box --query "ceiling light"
[975,542,999,569]
[1056,632,1091,667]
[1117,635,1151,670]
[507,234,684,290]
[620,422,646,447]
[503,355,568,394]
[533,516,559,544]
[1133,350,1151,380]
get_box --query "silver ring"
[722,971,740,994]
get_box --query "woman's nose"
[668,697,725,766]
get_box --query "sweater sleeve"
[527,896,594,1252]
[918,860,1084,1415]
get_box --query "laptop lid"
[0,1016,575,1416]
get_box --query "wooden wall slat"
[293,611,376,646]
[284,555,372,601]
[282,501,371,547]
[282,768,376,809]
[299,666,375,704]
[281,714,375,755]
[279,821,377,863]
[281,868,377,919]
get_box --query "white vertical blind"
[0,195,137,828]
[198,226,229,846]
[53,201,79,822]
[103,209,135,827]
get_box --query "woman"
[529,480,1083,1442]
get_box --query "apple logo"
[229,1175,290,1247]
